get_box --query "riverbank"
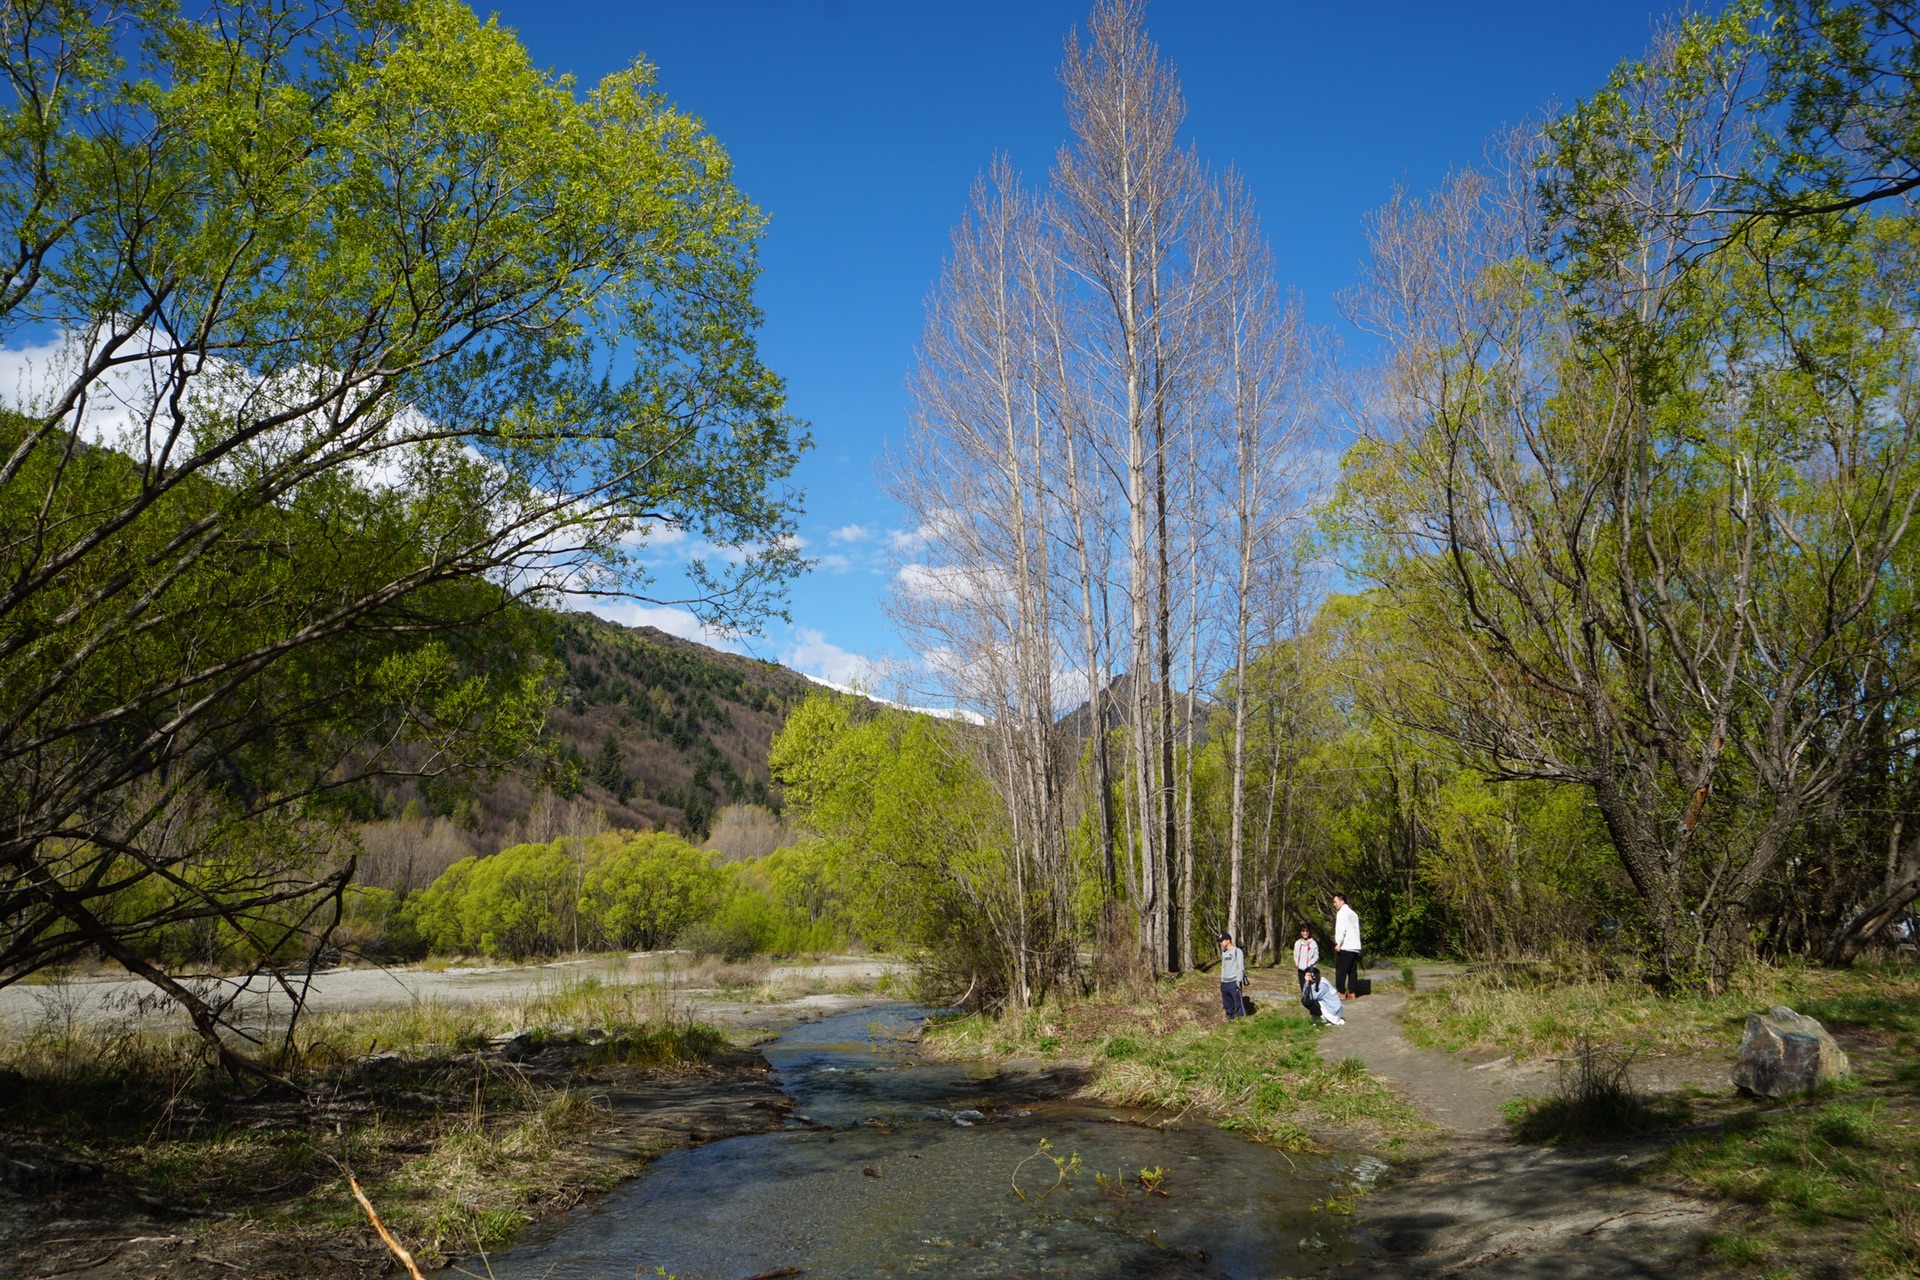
[922,966,1427,1153]
[1393,958,1920,1279]
[0,950,906,1035]
[0,965,893,1280]
[923,959,1920,1279]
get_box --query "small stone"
[1732,1005,1850,1098]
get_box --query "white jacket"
[1334,904,1362,953]
[1292,936,1319,970]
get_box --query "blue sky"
[486,1,1682,686]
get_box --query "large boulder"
[1732,1005,1850,1098]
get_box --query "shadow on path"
[1325,965,1724,1280]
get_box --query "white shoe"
[1329,1015,1346,1026]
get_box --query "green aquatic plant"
[1009,1137,1081,1204]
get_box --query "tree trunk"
[1826,825,1920,967]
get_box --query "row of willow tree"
[881,0,1920,1000]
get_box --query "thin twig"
[347,1173,426,1280]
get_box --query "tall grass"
[1503,1038,1689,1143]
[0,971,741,1266]
[293,972,709,1066]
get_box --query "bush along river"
[486,1005,1384,1279]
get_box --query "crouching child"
[1300,967,1344,1026]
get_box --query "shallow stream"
[490,1005,1380,1279]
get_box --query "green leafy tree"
[770,693,1040,1004]
[1338,15,1920,986]
[0,0,807,1070]
[579,831,719,951]
[404,842,575,959]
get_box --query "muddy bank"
[0,1039,794,1280]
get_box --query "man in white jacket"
[1292,925,1319,990]
[1332,892,1363,998]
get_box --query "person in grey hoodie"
[1217,933,1248,1020]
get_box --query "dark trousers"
[1335,949,1361,996]
[1220,981,1247,1019]
[1301,995,1323,1021]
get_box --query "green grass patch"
[926,972,1423,1143]
[1663,1093,1920,1279]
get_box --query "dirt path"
[1321,967,1557,1135]
[1329,964,1728,1279]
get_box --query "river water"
[489,1005,1381,1279]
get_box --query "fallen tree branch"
[347,1173,425,1280]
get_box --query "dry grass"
[1398,957,1920,1062]
[289,972,701,1062]
[924,969,1423,1148]
[0,974,738,1269]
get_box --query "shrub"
[580,831,720,951]
[1506,1040,1686,1143]
[677,919,756,962]
[334,885,426,961]
[403,843,576,958]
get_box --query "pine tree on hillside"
[594,735,632,803]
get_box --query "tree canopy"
[0,0,806,1070]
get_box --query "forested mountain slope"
[359,613,826,874]
[541,613,820,835]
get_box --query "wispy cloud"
[577,599,744,651]
[781,627,886,689]
[888,524,932,553]
[829,523,873,544]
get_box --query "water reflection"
[489,1006,1373,1279]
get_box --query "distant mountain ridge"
[535,612,823,836]
[1055,671,1213,744]
[370,612,832,854]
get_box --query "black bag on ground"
[1242,996,1258,1016]
[1354,977,1373,997]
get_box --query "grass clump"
[925,970,1422,1145]
[1503,1039,1689,1144]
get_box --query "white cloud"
[829,523,872,544]
[819,553,852,573]
[620,521,689,550]
[896,562,1009,604]
[888,525,931,553]
[576,599,744,652]
[780,627,886,689]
